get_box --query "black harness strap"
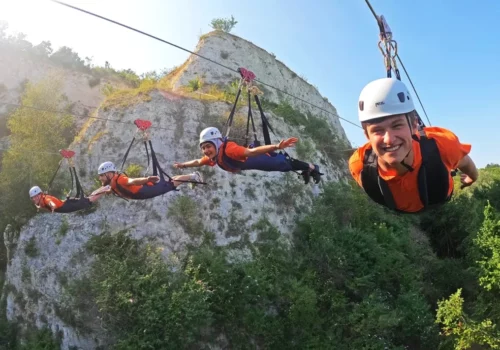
[224,86,243,139]
[74,167,85,199]
[245,93,259,147]
[360,149,397,210]
[68,165,75,198]
[148,140,169,181]
[361,136,452,213]
[419,136,451,205]
[148,140,204,185]
[224,68,275,148]
[71,168,80,199]
[120,136,137,172]
[144,140,151,175]
[47,161,62,194]
[254,95,274,146]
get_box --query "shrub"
[24,236,38,258]
[187,77,202,92]
[210,15,238,33]
[124,164,142,178]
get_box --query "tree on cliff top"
[210,15,238,33]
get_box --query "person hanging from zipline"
[174,127,322,184]
[348,77,478,213]
[349,12,478,213]
[173,67,322,184]
[29,149,108,213]
[97,161,203,200]
[97,119,205,200]
[29,184,107,213]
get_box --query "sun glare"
[0,0,59,42]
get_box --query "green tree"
[49,46,87,71]
[436,289,500,349]
[0,76,75,230]
[475,202,500,292]
[436,203,500,349]
[32,40,53,57]
[210,15,238,33]
[83,230,213,349]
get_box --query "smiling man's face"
[364,114,415,167]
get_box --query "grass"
[74,112,98,144]
[101,79,156,110]
[58,217,69,237]
[24,236,38,258]
[100,60,248,111]
[188,77,202,92]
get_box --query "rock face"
[170,31,347,141]
[3,31,352,349]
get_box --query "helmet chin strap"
[399,113,415,172]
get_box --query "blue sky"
[1,0,498,168]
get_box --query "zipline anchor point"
[237,67,256,83]
[134,119,152,131]
[59,149,75,159]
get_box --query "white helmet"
[29,186,42,198]
[97,161,117,175]
[358,78,415,122]
[199,127,222,146]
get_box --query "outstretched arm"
[457,155,479,188]
[127,176,160,185]
[243,137,298,157]
[174,159,202,169]
[46,200,57,213]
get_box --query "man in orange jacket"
[348,78,478,213]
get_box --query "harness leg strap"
[72,167,83,199]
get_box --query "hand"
[148,175,160,184]
[460,174,475,189]
[173,162,185,169]
[277,137,298,150]
[91,185,111,196]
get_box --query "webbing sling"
[360,136,452,213]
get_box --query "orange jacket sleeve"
[348,146,368,187]
[199,155,216,166]
[426,127,471,170]
[224,142,247,161]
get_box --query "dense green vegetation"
[2,166,499,349]
[0,77,75,232]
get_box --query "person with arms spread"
[174,127,323,184]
